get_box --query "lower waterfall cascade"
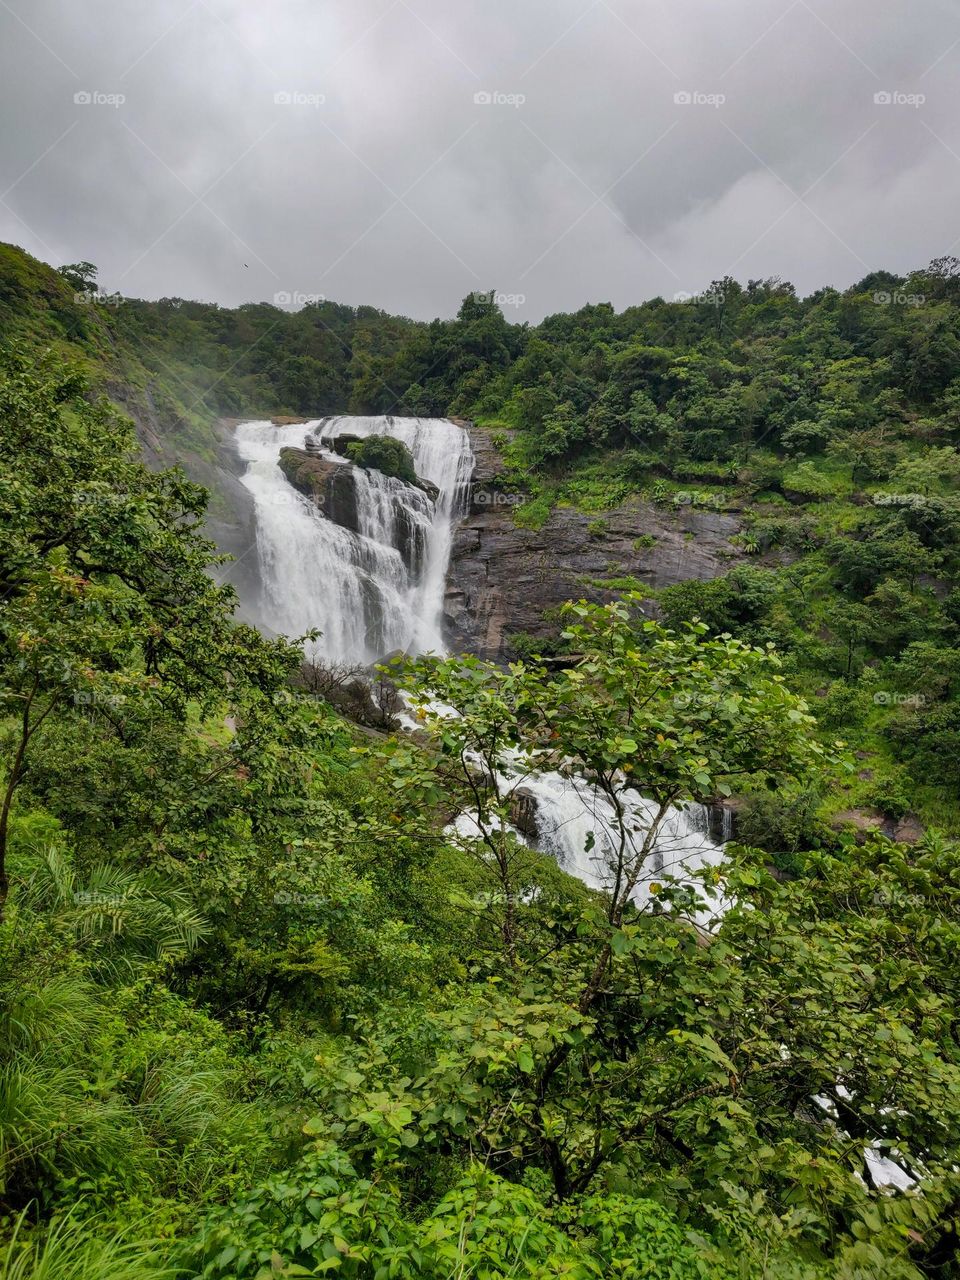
[234,414,726,911]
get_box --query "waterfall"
[456,763,726,924]
[235,412,727,914]
[518,775,724,898]
[687,801,735,846]
[234,416,473,664]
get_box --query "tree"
[56,261,98,295]
[301,798,960,1273]
[388,598,840,1204]
[0,348,301,918]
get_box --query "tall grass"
[0,1213,178,1280]
[0,850,272,1212]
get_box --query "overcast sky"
[1,0,958,321]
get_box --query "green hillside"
[7,244,957,840]
[2,245,960,1278]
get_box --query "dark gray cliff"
[444,427,743,661]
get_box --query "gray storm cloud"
[1,0,958,320]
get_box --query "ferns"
[0,849,273,1216]
[22,851,208,970]
[0,1213,177,1280]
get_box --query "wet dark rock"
[830,808,924,846]
[830,808,885,843]
[466,424,511,485]
[394,502,428,577]
[702,799,739,843]
[444,427,743,661]
[510,786,542,839]
[327,433,364,458]
[279,447,361,533]
[279,447,431,575]
[888,813,923,844]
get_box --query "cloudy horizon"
[1,0,959,321]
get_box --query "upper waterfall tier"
[234,416,474,665]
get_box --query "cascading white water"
[453,760,726,923]
[235,412,726,911]
[517,775,725,905]
[234,415,473,664]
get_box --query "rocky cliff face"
[444,427,743,661]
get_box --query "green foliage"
[183,1147,721,1278]
[735,787,825,865]
[344,434,417,485]
[0,1213,175,1280]
[55,263,98,296]
[6,256,960,1278]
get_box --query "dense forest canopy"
[1,243,960,1277]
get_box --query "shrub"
[867,770,915,820]
[345,435,417,484]
[736,787,825,861]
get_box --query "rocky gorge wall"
[444,426,744,661]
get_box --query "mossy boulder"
[327,433,438,498]
[277,446,431,572]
